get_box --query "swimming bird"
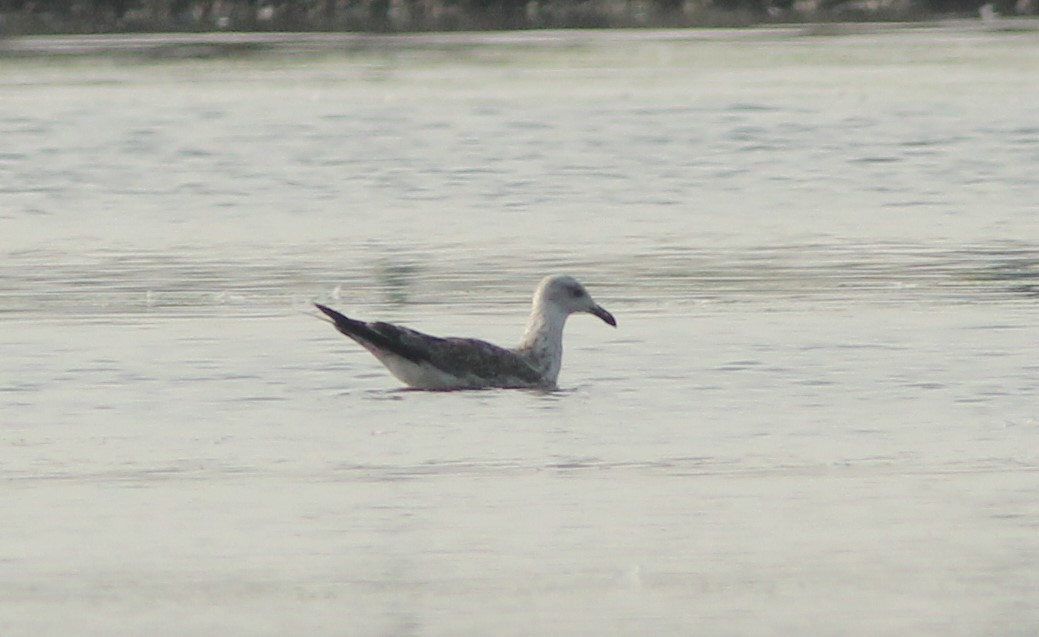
[314,274,616,390]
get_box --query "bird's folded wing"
[370,323,544,385]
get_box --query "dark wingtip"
[313,304,428,365]
[314,303,353,331]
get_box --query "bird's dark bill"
[591,305,617,327]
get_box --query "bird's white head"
[534,274,617,327]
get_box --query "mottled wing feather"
[427,337,544,385]
[365,322,435,364]
[371,323,543,385]
[316,304,545,387]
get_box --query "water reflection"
[3,243,1036,318]
[374,259,420,305]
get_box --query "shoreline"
[2,18,1038,60]
[1,0,1037,42]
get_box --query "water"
[2,25,1039,636]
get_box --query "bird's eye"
[569,287,585,298]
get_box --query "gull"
[315,274,616,390]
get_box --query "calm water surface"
[2,26,1039,636]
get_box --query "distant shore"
[2,19,1038,61]
[0,0,1035,37]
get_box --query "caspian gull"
[315,274,616,390]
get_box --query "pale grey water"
[2,26,1039,636]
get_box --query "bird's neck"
[516,302,568,383]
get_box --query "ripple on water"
[2,243,1038,319]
